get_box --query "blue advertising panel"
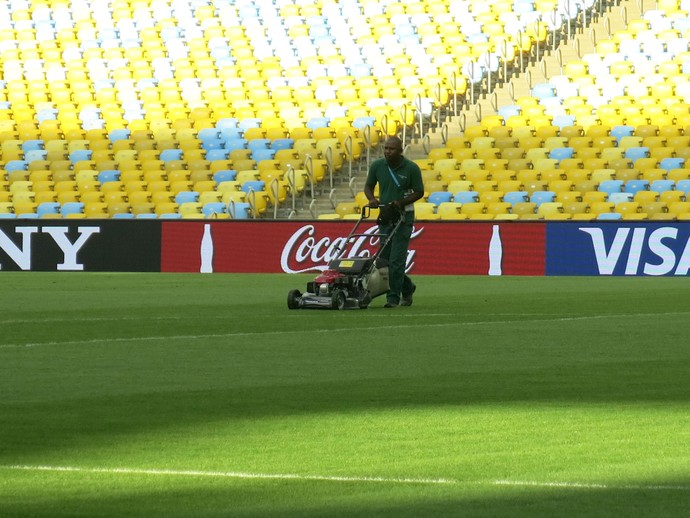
[546,222,690,276]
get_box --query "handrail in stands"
[303,154,316,200]
[324,146,335,192]
[269,177,280,219]
[361,124,373,171]
[343,134,355,184]
[245,189,258,220]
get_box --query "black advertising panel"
[0,220,161,272]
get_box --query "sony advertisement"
[3,220,690,276]
[0,221,160,272]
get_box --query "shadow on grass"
[1,474,689,518]
[1,355,688,460]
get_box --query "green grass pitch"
[1,272,689,517]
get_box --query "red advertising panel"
[162,221,545,275]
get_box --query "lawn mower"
[287,204,404,310]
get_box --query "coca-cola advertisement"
[160,221,546,276]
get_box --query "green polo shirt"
[365,157,424,222]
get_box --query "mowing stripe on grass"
[1,312,688,350]
[0,465,455,485]
[3,466,689,492]
[494,480,690,491]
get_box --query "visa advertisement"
[546,222,690,276]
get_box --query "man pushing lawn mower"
[364,136,425,308]
[286,136,424,311]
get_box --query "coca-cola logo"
[281,224,423,273]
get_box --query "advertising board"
[0,220,160,271]
[161,221,546,275]
[4,219,690,276]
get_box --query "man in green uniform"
[364,136,425,308]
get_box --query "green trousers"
[379,221,415,304]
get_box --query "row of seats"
[0,199,252,220]
[330,194,690,221]
[418,199,690,220]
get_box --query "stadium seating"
[2,0,689,221]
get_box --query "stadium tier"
[2,0,690,220]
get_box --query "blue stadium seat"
[251,148,277,162]
[454,191,480,204]
[25,150,48,163]
[530,191,556,206]
[174,190,199,204]
[624,180,650,195]
[198,128,221,141]
[61,202,85,217]
[202,202,228,218]
[675,179,690,195]
[219,127,244,141]
[608,192,633,203]
[206,149,230,161]
[223,138,248,152]
[201,138,225,151]
[160,149,184,162]
[427,191,453,206]
[597,212,623,220]
[659,157,684,171]
[549,147,575,161]
[353,116,377,129]
[36,202,60,217]
[611,125,634,142]
[217,118,239,130]
[552,115,576,129]
[238,118,262,130]
[22,140,45,152]
[247,139,271,152]
[271,138,294,151]
[306,117,331,129]
[650,180,675,193]
[6,160,28,172]
[503,191,530,205]
[241,180,266,194]
[598,180,624,195]
[98,170,121,183]
[228,201,252,219]
[109,128,131,142]
[213,170,237,184]
[531,83,556,100]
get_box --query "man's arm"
[364,183,379,208]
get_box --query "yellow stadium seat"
[668,200,690,216]
[590,201,615,215]
[615,201,642,216]
[659,190,686,204]
[486,202,512,215]
[437,202,466,220]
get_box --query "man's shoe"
[400,285,416,306]
[384,301,399,308]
